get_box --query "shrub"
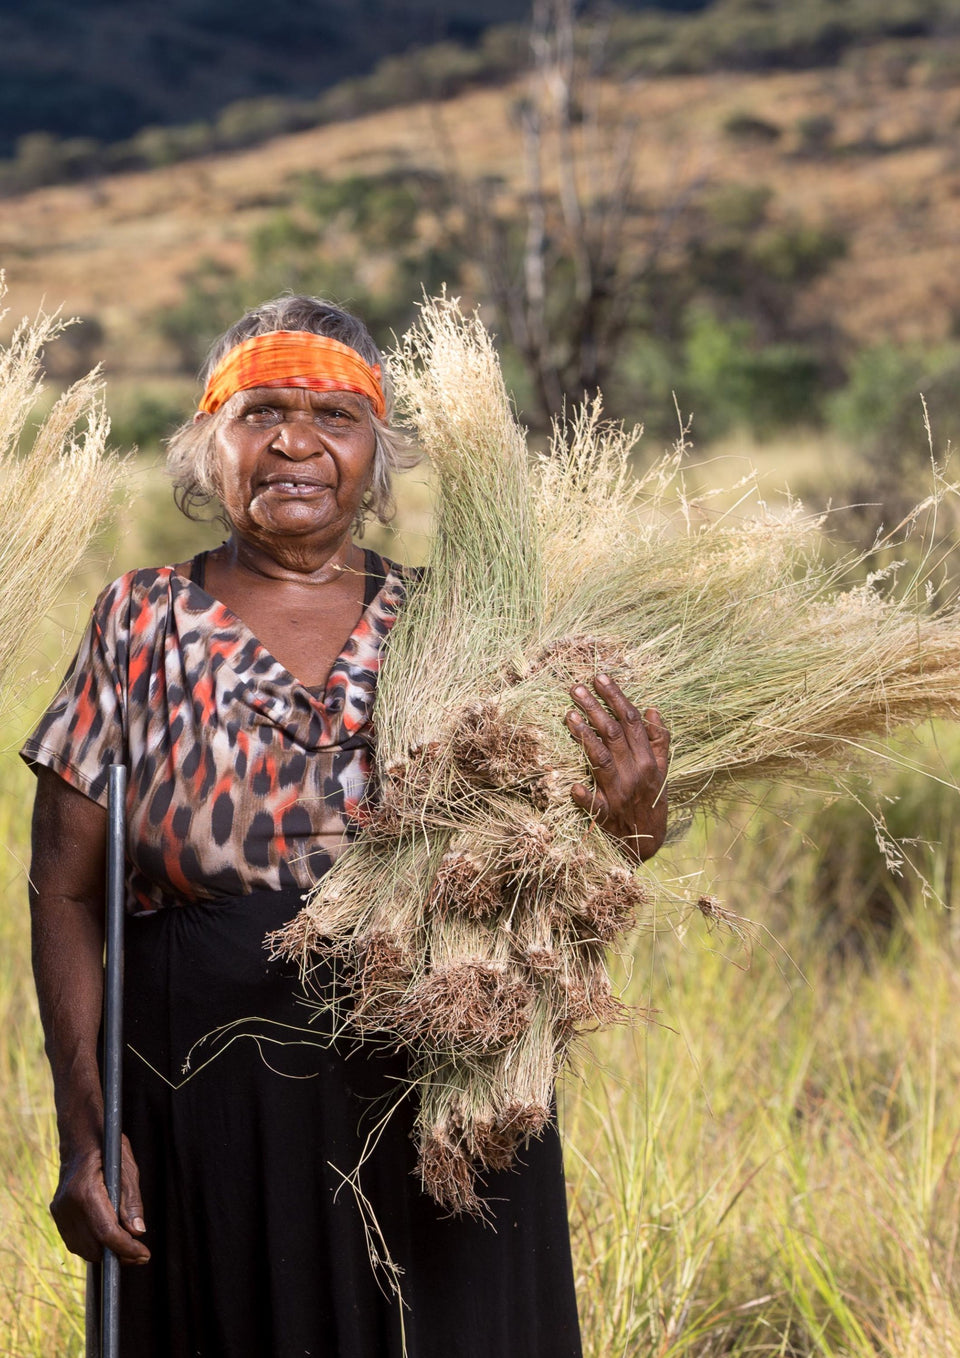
[154,260,254,372]
[214,97,316,150]
[10,131,100,190]
[155,167,467,373]
[108,393,188,452]
[751,221,847,283]
[683,307,824,437]
[602,333,679,442]
[704,182,773,231]
[120,125,195,170]
[294,172,439,250]
[827,341,960,477]
[722,110,783,143]
[781,728,960,957]
[40,316,105,383]
[795,112,837,156]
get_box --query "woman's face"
[211,386,377,551]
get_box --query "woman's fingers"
[567,677,665,790]
[568,680,625,751]
[565,705,616,782]
[51,1147,151,1265]
[570,780,610,821]
[640,704,671,774]
[566,676,670,861]
[119,1133,147,1237]
[590,674,652,758]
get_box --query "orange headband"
[198,330,386,419]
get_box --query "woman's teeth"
[268,481,325,494]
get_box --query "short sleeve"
[20,580,128,808]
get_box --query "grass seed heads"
[0,278,122,717]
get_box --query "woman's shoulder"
[90,563,183,634]
[365,550,426,587]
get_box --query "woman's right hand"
[52,1134,150,1265]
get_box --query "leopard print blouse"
[21,549,411,914]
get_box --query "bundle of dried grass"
[274,296,960,1213]
[0,277,121,719]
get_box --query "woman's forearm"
[28,767,109,1155]
[30,887,106,1156]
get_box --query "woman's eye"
[243,406,280,424]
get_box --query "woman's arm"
[29,766,149,1265]
[565,674,670,864]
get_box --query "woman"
[25,295,669,1358]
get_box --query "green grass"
[565,786,960,1357]
[0,716,85,1358]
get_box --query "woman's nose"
[271,416,325,458]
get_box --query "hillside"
[0,0,721,159]
[2,53,958,378]
[6,0,960,197]
[0,0,524,155]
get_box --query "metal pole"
[85,1265,100,1356]
[100,763,127,1358]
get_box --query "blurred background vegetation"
[4,0,960,1352]
[5,0,960,549]
[3,0,959,177]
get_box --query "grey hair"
[165,294,417,533]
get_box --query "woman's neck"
[221,532,364,585]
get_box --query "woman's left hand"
[565,674,670,863]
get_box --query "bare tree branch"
[435,0,703,428]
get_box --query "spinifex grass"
[275,295,960,1214]
[0,275,122,723]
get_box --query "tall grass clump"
[275,294,960,1216]
[0,705,85,1357]
[567,795,960,1356]
[0,274,122,723]
[0,276,120,1352]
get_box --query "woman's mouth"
[260,478,329,497]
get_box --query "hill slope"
[0,0,721,156]
[0,0,519,153]
[2,53,958,373]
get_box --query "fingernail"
[597,673,610,684]
[573,685,587,698]
[132,1217,146,1233]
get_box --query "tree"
[445,0,700,428]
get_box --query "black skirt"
[116,889,582,1358]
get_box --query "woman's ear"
[193,411,209,426]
